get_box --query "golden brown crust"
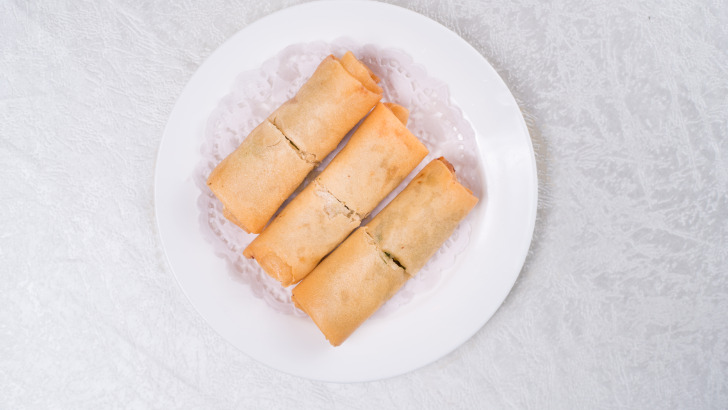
[365,158,479,275]
[206,121,314,233]
[243,181,361,286]
[317,102,429,217]
[383,102,409,125]
[245,101,426,286]
[292,228,408,346]
[339,51,383,95]
[208,52,382,233]
[292,158,478,346]
[268,55,382,161]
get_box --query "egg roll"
[206,121,315,233]
[292,157,478,346]
[365,157,479,274]
[243,180,361,286]
[292,228,408,346]
[244,102,428,285]
[207,52,382,233]
[269,52,383,161]
[317,102,427,216]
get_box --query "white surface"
[1,0,727,407]
[156,1,536,382]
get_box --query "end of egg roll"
[383,102,409,125]
[436,156,456,173]
[222,207,244,229]
[435,156,475,196]
[316,102,428,217]
[339,51,382,95]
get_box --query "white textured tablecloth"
[1,1,726,408]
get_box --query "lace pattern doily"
[195,39,483,317]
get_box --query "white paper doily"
[195,39,483,317]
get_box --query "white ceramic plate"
[155,0,537,382]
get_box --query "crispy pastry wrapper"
[366,157,479,275]
[245,102,427,284]
[243,181,361,286]
[317,102,427,216]
[292,228,408,346]
[293,158,478,346]
[268,53,382,161]
[206,121,315,233]
[207,52,381,233]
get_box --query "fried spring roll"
[292,228,408,346]
[292,158,478,346]
[317,102,427,216]
[207,121,315,234]
[243,180,361,286]
[244,102,428,285]
[269,52,383,162]
[365,158,479,274]
[207,52,382,234]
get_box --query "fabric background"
[1,0,726,408]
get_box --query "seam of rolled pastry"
[291,228,408,346]
[338,51,383,95]
[245,101,428,286]
[316,181,359,219]
[243,181,363,287]
[268,54,383,162]
[364,157,479,277]
[267,119,318,164]
[293,157,479,346]
[206,120,316,233]
[243,180,361,286]
[208,52,381,233]
[362,229,407,271]
[382,102,409,125]
[315,102,429,217]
